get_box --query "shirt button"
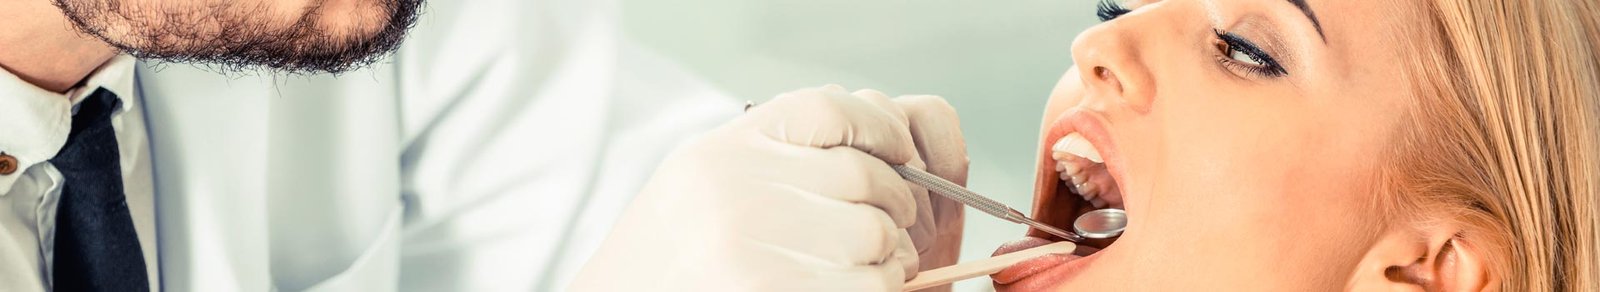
[0,153,16,175]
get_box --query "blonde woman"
[576,0,1594,290]
[994,0,1598,290]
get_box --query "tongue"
[993,237,1056,256]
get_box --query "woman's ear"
[1349,223,1493,291]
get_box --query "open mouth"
[991,109,1132,289]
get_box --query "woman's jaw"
[991,107,1139,290]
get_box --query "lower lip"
[993,242,1104,291]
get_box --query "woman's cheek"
[1044,67,1088,118]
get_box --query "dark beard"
[52,0,423,74]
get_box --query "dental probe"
[891,165,1088,242]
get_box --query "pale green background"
[622,1,1099,290]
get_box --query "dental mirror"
[890,164,1128,242]
[1073,208,1127,239]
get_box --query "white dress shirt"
[129,0,737,290]
[3,0,735,291]
[0,55,159,292]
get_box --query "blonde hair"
[1384,0,1600,290]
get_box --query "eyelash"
[1095,0,1288,78]
[1213,30,1288,78]
[1096,0,1132,22]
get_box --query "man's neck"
[0,0,117,93]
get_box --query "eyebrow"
[1286,0,1326,41]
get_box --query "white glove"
[571,85,967,291]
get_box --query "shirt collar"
[0,54,138,194]
[68,55,138,113]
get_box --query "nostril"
[1093,66,1124,94]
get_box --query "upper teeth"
[1053,133,1103,163]
[1053,133,1118,209]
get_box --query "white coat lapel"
[138,63,275,291]
[138,62,405,291]
[260,65,404,292]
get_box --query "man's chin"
[57,0,423,74]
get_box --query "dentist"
[1,0,966,290]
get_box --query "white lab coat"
[134,0,738,290]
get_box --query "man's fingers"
[853,89,941,253]
[733,189,902,266]
[891,229,921,281]
[894,94,969,185]
[809,259,906,291]
[759,145,918,227]
[749,86,918,165]
[896,95,969,272]
[852,89,908,124]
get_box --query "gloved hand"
[874,91,968,292]
[571,85,967,291]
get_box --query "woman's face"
[995,0,1426,289]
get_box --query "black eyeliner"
[1097,0,1131,22]
[1213,30,1288,77]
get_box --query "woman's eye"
[1227,48,1265,66]
[1097,0,1132,22]
[1212,30,1288,77]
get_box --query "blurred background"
[622,1,1099,290]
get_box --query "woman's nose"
[1070,19,1156,114]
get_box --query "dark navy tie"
[50,88,149,292]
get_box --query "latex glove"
[859,90,969,292]
[571,85,967,291]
